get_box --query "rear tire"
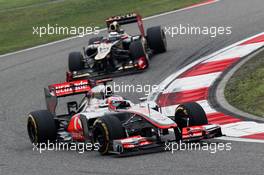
[92,115,126,155]
[27,110,57,144]
[174,102,208,129]
[147,26,167,53]
[68,52,84,72]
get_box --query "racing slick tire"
[88,36,103,44]
[174,102,208,129]
[92,115,126,155]
[68,52,84,72]
[129,41,149,69]
[146,26,167,53]
[27,110,57,144]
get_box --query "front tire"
[27,110,57,144]
[174,102,208,129]
[129,41,149,69]
[147,26,167,53]
[92,115,126,155]
[68,52,84,72]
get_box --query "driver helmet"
[108,31,121,42]
[107,96,131,111]
[108,21,122,41]
[109,21,120,32]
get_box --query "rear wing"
[47,79,91,97]
[44,78,112,114]
[105,12,145,36]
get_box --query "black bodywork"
[66,13,167,81]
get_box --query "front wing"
[111,124,222,156]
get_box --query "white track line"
[204,42,264,62]
[216,136,264,143]
[221,122,264,137]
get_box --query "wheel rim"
[94,128,106,147]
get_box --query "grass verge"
[225,49,264,117]
[0,0,204,55]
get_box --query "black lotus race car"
[66,13,167,81]
[27,79,222,156]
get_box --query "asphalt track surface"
[1,0,264,174]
